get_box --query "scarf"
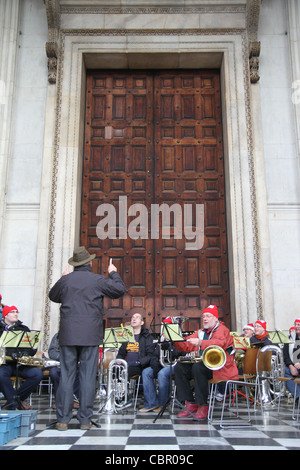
[255,331,269,341]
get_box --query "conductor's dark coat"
[49,264,126,347]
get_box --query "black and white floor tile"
[1,395,300,451]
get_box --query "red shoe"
[177,401,198,418]
[194,405,209,420]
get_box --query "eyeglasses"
[202,314,214,319]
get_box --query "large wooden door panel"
[82,71,155,327]
[81,70,230,331]
[153,71,228,330]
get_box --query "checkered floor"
[1,394,300,451]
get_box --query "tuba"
[102,359,129,413]
[257,344,285,404]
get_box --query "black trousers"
[174,361,213,405]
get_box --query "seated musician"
[116,312,163,412]
[48,332,80,409]
[283,318,300,401]
[242,323,255,339]
[0,294,5,320]
[0,306,43,410]
[250,320,272,347]
[174,305,238,420]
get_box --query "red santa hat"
[163,316,173,324]
[294,319,300,325]
[2,305,18,318]
[243,323,254,331]
[202,305,219,319]
[255,320,267,330]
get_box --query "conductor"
[49,247,126,430]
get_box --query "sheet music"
[162,323,184,342]
[0,330,43,353]
[269,330,290,344]
[19,331,43,349]
[100,326,135,348]
[0,331,24,348]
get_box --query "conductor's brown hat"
[68,246,96,267]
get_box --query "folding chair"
[208,348,259,428]
[292,378,300,421]
[130,374,142,412]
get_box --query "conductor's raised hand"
[108,258,117,274]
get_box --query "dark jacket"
[117,326,161,377]
[250,334,272,348]
[48,264,126,347]
[0,319,30,336]
[283,331,300,367]
[48,333,60,361]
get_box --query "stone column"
[288,0,300,171]
[0,0,20,254]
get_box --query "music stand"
[0,331,23,389]
[99,325,135,374]
[0,330,42,395]
[268,330,290,344]
[0,330,24,358]
[153,322,197,423]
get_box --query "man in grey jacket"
[49,246,126,430]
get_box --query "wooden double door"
[81,69,230,333]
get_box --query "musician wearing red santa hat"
[0,306,43,410]
[242,323,255,338]
[283,319,300,401]
[173,305,238,420]
[250,320,272,347]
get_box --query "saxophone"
[15,356,45,367]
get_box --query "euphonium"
[159,343,177,368]
[103,359,129,413]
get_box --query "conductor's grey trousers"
[56,345,99,425]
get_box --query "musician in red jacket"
[174,305,238,420]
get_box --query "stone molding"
[60,6,246,15]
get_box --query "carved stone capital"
[46,41,59,84]
[44,0,60,84]
[249,40,261,83]
[247,0,262,83]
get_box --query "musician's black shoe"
[2,401,18,410]
[14,396,26,410]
